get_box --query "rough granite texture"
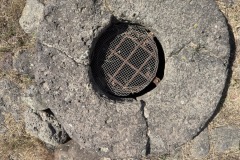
[12,50,48,111]
[22,84,49,111]
[34,0,231,158]
[19,0,44,34]
[0,52,13,72]
[54,140,101,160]
[24,108,69,146]
[0,98,7,134]
[0,78,22,120]
[13,50,35,76]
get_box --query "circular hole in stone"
[90,22,165,99]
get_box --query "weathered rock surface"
[54,140,101,160]
[0,78,22,120]
[11,50,48,110]
[35,44,148,158]
[189,129,210,159]
[0,98,7,134]
[109,0,230,155]
[211,126,240,153]
[13,50,35,76]
[34,0,231,158]
[22,84,48,110]
[24,108,69,146]
[0,52,13,72]
[19,0,44,34]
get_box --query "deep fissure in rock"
[140,100,151,155]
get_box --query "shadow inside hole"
[90,20,165,100]
[90,22,129,100]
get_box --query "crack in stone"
[140,100,151,156]
[167,41,228,67]
[168,45,186,58]
[41,42,80,66]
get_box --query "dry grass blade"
[0,0,31,52]
[0,113,54,160]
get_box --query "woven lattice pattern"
[92,24,159,96]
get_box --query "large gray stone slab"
[35,0,231,158]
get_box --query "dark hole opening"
[90,19,165,100]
